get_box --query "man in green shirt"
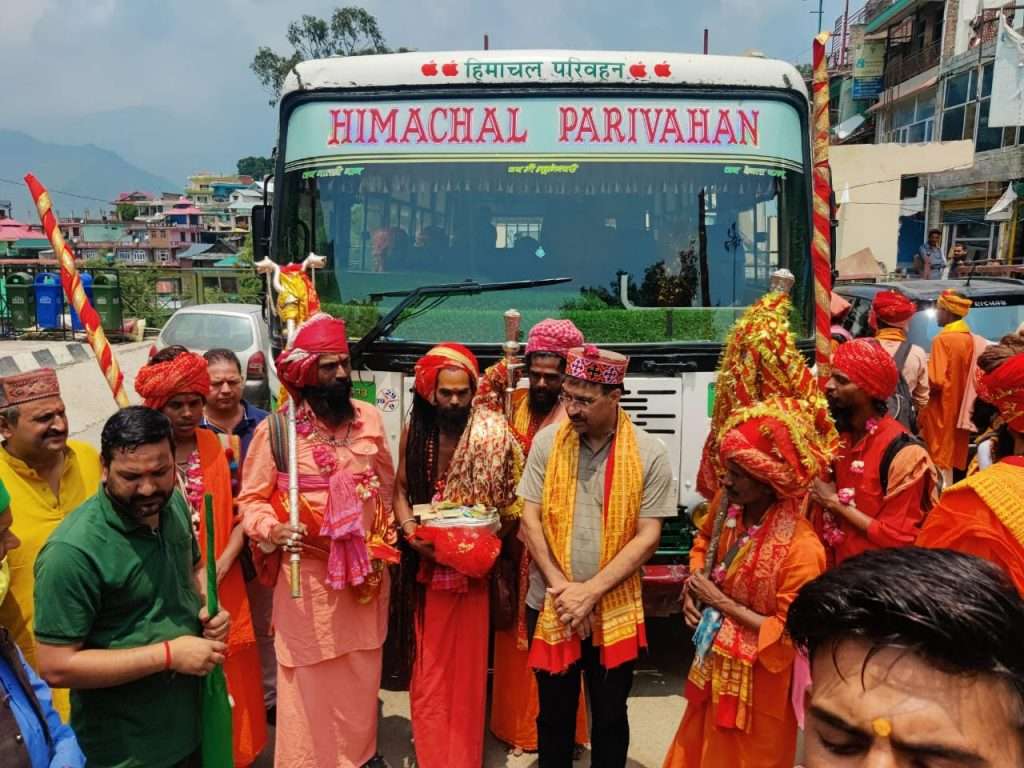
[33,406,230,768]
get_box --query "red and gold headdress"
[698,287,837,500]
[566,345,628,385]
[719,397,834,499]
[978,352,1024,432]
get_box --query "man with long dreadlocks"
[392,342,523,768]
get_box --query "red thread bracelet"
[163,640,172,671]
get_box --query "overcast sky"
[2,0,844,181]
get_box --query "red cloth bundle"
[414,526,501,579]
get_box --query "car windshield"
[163,312,254,352]
[909,303,1024,348]
[277,94,812,345]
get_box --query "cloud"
[0,0,843,185]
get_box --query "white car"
[151,304,279,408]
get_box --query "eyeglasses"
[558,392,600,409]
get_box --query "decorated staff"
[255,254,325,598]
[502,309,523,416]
[812,32,834,384]
[23,174,130,407]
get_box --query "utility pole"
[808,0,825,34]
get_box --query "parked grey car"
[152,304,279,408]
[836,278,1024,352]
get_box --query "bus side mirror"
[251,205,271,262]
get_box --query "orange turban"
[937,290,972,318]
[719,397,832,499]
[414,343,479,400]
[871,290,916,330]
[833,338,899,401]
[276,313,349,395]
[135,351,210,410]
[978,353,1024,432]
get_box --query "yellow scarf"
[944,318,971,334]
[528,409,647,673]
[876,327,906,343]
[958,461,1024,545]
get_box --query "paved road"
[58,345,692,767]
[64,342,152,445]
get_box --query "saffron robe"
[194,428,267,767]
[917,456,1024,594]
[240,401,395,768]
[662,500,825,768]
[919,322,976,471]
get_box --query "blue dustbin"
[70,273,94,332]
[34,272,63,330]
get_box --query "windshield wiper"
[351,277,572,365]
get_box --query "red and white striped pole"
[811,33,834,385]
[24,174,130,408]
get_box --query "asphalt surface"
[249,618,691,768]
[42,341,693,767]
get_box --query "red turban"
[872,290,916,330]
[414,343,479,400]
[719,397,831,499]
[276,313,349,395]
[135,351,211,410]
[833,338,899,401]
[526,319,584,359]
[978,353,1024,432]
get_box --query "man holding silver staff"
[239,313,397,768]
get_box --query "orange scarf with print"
[529,409,647,673]
[685,498,802,732]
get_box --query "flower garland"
[711,505,763,586]
[181,450,204,535]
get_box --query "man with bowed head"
[240,313,396,768]
[788,547,1024,767]
[811,339,936,566]
[33,407,230,768]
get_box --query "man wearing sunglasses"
[520,345,676,768]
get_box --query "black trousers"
[527,608,635,768]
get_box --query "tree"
[237,156,274,179]
[251,7,391,105]
[116,203,139,222]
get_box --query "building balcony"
[884,39,940,88]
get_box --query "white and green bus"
[253,49,814,608]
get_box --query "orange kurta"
[662,501,825,768]
[919,322,975,471]
[240,401,395,768]
[917,457,1024,594]
[490,389,588,752]
[196,428,267,767]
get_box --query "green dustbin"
[91,272,123,332]
[6,273,35,330]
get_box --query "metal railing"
[884,39,941,87]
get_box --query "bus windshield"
[277,94,811,345]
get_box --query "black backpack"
[886,340,918,434]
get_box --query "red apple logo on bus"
[442,61,459,76]
[629,62,647,78]
[421,61,438,76]
[654,61,671,78]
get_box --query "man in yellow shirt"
[0,369,100,719]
